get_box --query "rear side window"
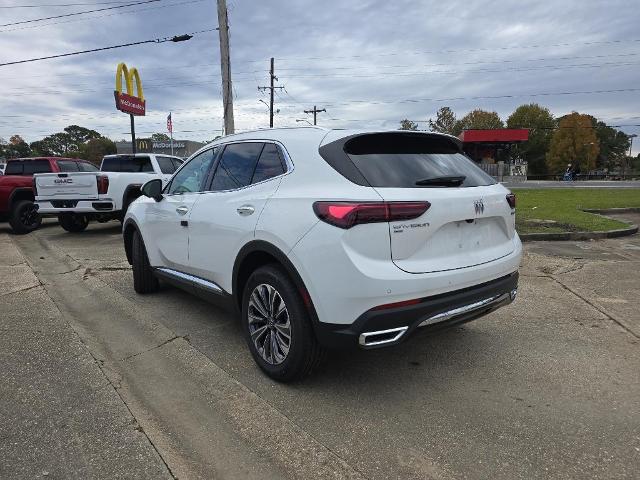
[250,143,285,184]
[210,142,264,191]
[4,160,23,175]
[156,156,177,174]
[320,133,496,188]
[23,160,52,175]
[57,160,79,172]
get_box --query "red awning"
[458,129,529,143]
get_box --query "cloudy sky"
[0,0,639,152]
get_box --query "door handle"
[237,205,255,216]
[176,206,189,215]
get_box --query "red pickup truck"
[0,157,98,234]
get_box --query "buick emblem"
[474,199,485,215]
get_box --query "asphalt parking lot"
[2,219,639,479]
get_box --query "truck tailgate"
[35,172,99,200]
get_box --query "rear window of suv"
[320,132,496,188]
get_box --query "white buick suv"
[123,128,521,381]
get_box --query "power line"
[0,28,215,67]
[0,0,205,33]
[271,39,640,63]
[0,0,161,28]
[0,2,135,8]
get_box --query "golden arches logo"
[114,62,146,116]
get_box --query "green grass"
[512,188,640,234]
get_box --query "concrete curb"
[519,225,638,242]
[581,207,640,214]
[519,207,640,242]
[520,207,640,242]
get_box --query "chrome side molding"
[155,267,223,293]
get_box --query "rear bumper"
[36,199,117,214]
[314,271,518,349]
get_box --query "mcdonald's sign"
[114,62,146,116]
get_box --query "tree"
[546,112,599,173]
[453,109,504,136]
[1,134,31,158]
[30,132,72,156]
[399,119,418,131]
[506,103,556,175]
[81,137,117,165]
[64,125,101,153]
[151,133,170,142]
[585,116,629,172]
[428,107,457,135]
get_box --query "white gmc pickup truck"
[34,153,183,232]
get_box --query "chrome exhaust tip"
[359,326,408,348]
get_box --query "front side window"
[250,143,285,184]
[156,156,177,174]
[77,162,98,172]
[57,160,79,172]
[210,142,264,191]
[167,148,216,195]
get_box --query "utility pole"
[217,0,234,135]
[258,57,284,127]
[304,105,326,125]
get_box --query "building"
[115,139,205,158]
[459,129,530,180]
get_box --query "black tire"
[9,200,41,234]
[58,213,89,233]
[242,264,324,382]
[131,230,158,294]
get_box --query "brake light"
[313,201,430,229]
[506,193,516,209]
[97,175,109,194]
[32,176,38,196]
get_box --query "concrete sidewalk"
[0,233,171,479]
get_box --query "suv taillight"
[506,193,516,209]
[97,175,109,194]
[313,201,430,229]
[32,176,38,196]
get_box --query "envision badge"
[474,199,484,215]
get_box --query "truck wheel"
[131,230,158,294]
[58,213,89,233]
[9,200,42,234]
[242,265,325,382]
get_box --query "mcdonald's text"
[114,91,146,116]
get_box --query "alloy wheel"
[248,283,291,365]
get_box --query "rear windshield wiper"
[415,175,466,187]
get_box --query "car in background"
[34,153,183,232]
[123,128,522,381]
[0,162,6,175]
[0,157,97,234]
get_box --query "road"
[3,219,640,479]
[503,180,640,189]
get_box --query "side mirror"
[141,178,163,202]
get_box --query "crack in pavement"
[0,283,42,298]
[550,275,640,339]
[119,336,183,362]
